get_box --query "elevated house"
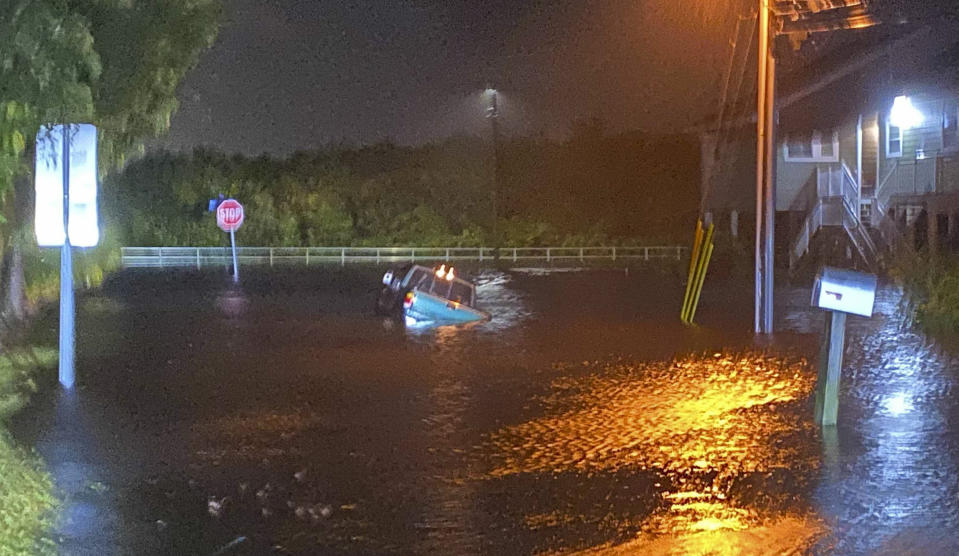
[700,18,959,270]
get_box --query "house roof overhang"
[778,20,959,132]
[689,16,959,137]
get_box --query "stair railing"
[875,159,900,215]
[790,200,823,267]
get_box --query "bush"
[892,250,959,334]
[0,348,59,555]
[23,230,122,308]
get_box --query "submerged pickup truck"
[375,264,490,325]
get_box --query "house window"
[886,120,903,157]
[783,130,839,161]
[944,101,959,150]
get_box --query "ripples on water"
[484,352,827,553]
[28,270,959,554]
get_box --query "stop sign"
[216,199,244,232]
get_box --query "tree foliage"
[0,0,220,198]
[0,0,100,192]
[0,0,220,314]
[108,131,701,247]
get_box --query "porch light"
[890,95,923,129]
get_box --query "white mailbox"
[811,266,877,318]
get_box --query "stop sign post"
[216,199,244,282]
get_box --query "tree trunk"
[3,165,34,320]
[4,245,24,321]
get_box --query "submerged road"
[10,266,959,554]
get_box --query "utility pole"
[763,18,776,335]
[755,0,771,334]
[487,88,501,258]
[753,1,880,334]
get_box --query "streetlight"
[890,95,923,129]
[485,87,501,256]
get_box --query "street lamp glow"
[890,95,923,130]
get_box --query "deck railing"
[121,246,687,268]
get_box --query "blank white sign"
[35,124,99,247]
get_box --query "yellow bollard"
[685,223,714,325]
[688,240,714,324]
[681,220,704,323]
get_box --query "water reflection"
[473,271,531,331]
[487,353,816,476]
[485,352,825,552]
[215,285,248,319]
[781,284,959,554]
[33,389,121,552]
[26,268,959,553]
[881,392,913,416]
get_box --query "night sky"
[161,0,739,155]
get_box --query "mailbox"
[811,266,877,318]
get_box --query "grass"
[890,249,959,335]
[0,348,59,555]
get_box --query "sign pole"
[215,198,244,283]
[230,228,239,283]
[59,125,75,389]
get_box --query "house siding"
[700,93,959,220]
[877,96,947,196]
[941,157,959,193]
[775,149,815,211]
[775,120,858,211]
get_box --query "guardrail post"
[676,246,682,260]
[411,248,415,263]
[341,248,346,266]
[479,247,483,261]
[270,247,274,267]
[196,248,201,270]
[376,249,380,263]
[445,248,450,261]
[612,246,616,261]
[546,248,551,263]
[644,247,649,261]
[159,249,163,268]
[513,248,517,262]
[305,249,310,266]
[579,247,584,262]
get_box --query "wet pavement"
[9,265,959,554]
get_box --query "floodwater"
[9,265,959,554]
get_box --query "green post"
[814,310,846,427]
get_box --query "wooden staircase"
[789,160,881,271]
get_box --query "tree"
[0,0,221,315]
[74,0,220,167]
[0,0,100,194]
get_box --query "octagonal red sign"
[216,199,244,232]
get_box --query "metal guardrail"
[121,246,686,268]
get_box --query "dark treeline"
[108,128,700,247]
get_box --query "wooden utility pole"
[755,0,773,334]
[754,1,882,334]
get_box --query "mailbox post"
[811,266,877,427]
